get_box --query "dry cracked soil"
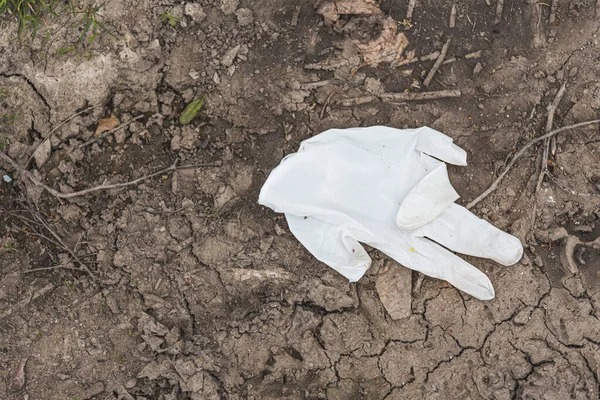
[1,0,600,399]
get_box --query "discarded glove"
[259,126,523,300]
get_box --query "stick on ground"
[380,89,461,102]
[536,82,567,192]
[449,3,457,28]
[423,38,451,87]
[0,151,219,200]
[78,114,145,148]
[26,104,102,166]
[549,0,558,24]
[494,0,505,24]
[406,0,417,19]
[466,119,600,209]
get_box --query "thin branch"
[0,151,220,200]
[406,0,417,19]
[546,171,599,198]
[536,82,566,192]
[466,119,600,209]
[26,104,102,166]
[549,0,558,24]
[78,114,145,148]
[321,90,336,119]
[23,264,83,274]
[423,38,451,87]
[494,0,505,24]
[31,209,96,279]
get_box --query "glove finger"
[396,164,459,230]
[285,214,371,282]
[379,236,495,300]
[415,126,467,166]
[415,204,523,266]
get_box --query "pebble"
[220,0,239,15]
[473,62,483,75]
[533,255,544,267]
[221,45,240,67]
[569,67,578,77]
[125,378,138,389]
[236,8,254,27]
[184,4,205,23]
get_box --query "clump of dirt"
[1,0,600,399]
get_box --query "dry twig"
[406,0,417,19]
[321,90,337,118]
[25,104,102,166]
[380,89,461,102]
[449,3,457,28]
[494,0,505,24]
[536,82,566,192]
[466,119,600,209]
[0,151,219,200]
[549,0,558,24]
[78,114,145,148]
[423,38,451,87]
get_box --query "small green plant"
[112,352,124,362]
[69,2,115,44]
[1,240,17,253]
[160,12,181,27]
[0,133,8,151]
[0,0,56,39]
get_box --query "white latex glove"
[259,126,523,300]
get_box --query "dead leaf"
[95,114,120,136]
[354,17,415,67]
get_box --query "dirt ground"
[1,0,600,399]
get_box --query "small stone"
[114,129,127,144]
[533,255,543,267]
[184,4,205,23]
[220,0,239,15]
[221,45,241,67]
[569,67,578,77]
[83,382,105,399]
[188,69,200,80]
[546,75,556,83]
[235,8,254,26]
[125,378,137,389]
[215,185,236,207]
[473,62,483,75]
[513,307,532,325]
[213,72,221,84]
[556,69,564,80]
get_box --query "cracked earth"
[1,0,600,399]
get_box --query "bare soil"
[1,0,600,399]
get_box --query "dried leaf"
[354,17,415,67]
[95,114,120,136]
